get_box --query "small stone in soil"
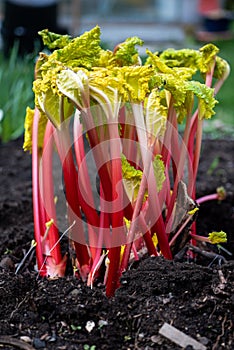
[33,338,46,349]
[0,256,15,271]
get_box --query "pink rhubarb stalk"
[41,121,62,269]
[32,108,46,275]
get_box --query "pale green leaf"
[145,89,167,141]
[152,155,165,192]
[56,69,89,109]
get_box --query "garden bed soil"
[0,137,233,350]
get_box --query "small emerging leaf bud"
[216,186,226,201]
[208,231,227,244]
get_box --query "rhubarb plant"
[24,26,230,296]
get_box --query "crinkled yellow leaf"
[159,48,200,71]
[23,107,34,152]
[23,107,48,152]
[199,43,219,74]
[114,36,143,66]
[186,81,218,119]
[146,49,174,75]
[112,65,154,102]
[122,153,165,203]
[39,29,71,49]
[121,154,144,203]
[44,26,101,70]
[208,231,227,244]
[97,49,116,68]
[213,56,230,81]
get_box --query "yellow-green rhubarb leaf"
[44,26,101,70]
[159,48,200,71]
[163,74,188,121]
[97,49,116,69]
[213,56,230,81]
[23,107,34,152]
[186,80,218,119]
[121,155,144,203]
[113,36,143,66]
[112,65,154,102]
[199,43,219,75]
[208,231,227,244]
[23,107,48,152]
[39,29,72,50]
[146,49,174,74]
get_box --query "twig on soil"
[212,269,229,295]
[218,269,227,286]
[174,244,227,265]
[212,314,227,350]
[9,293,32,321]
[134,327,143,350]
[209,300,217,320]
[173,245,190,261]
[0,336,35,350]
[15,240,36,274]
[59,336,89,344]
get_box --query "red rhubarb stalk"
[32,108,46,275]
[106,122,124,297]
[41,121,62,267]
[54,123,90,270]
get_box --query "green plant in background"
[0,44,34,143]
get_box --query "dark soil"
[0,137,233,350]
